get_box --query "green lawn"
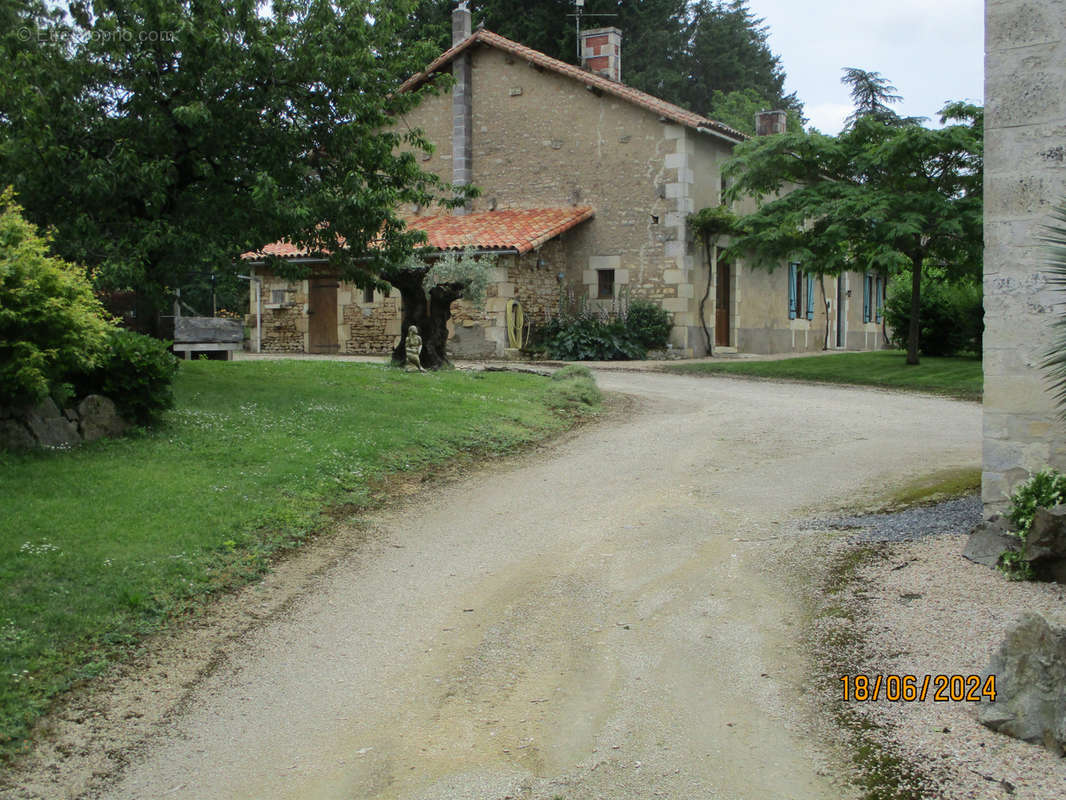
[0,359,597,758]
[665,351,982,401]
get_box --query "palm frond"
[1041,199,1066,415]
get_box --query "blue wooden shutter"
[806,273,815,320]
[788,263,798,319]
[875,276,884,322]
[862,274,871,323]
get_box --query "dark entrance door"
[836,275,846,348]
[715,261,731,347]
[308,278,339,354]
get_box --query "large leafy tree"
[0,0,462,332]
[723,101,983,365]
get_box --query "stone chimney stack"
[754,110,787,136]
[580,27,622,82]
[452,1,471,46]
[451,3,473,206]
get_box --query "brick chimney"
[755,110,787,136]
[580,27,622,82]
[452,3,473,206]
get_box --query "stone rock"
[77,395,126,443]
[0,419,35,450]
[63,407,79,423]
[32,397,61,419]
[25,402,80,448]
[962,515,1019,567]
[1024,505,1066,583]
[978,613,1066,755]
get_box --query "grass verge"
[0,359,600,760]
[665,351,982,401]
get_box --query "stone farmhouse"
[246,6,889,358]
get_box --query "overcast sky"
[744,0,985,133]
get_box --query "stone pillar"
[983,0,1066,514]
[452,4,473,207]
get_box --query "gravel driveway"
[28,371,981,800]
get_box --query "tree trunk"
[697,238,715,356]
[906,255,922,366]
[820,274,830,350]
[387,269,461,370]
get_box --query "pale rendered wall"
[983,0,1066,513]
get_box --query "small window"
[863,274,873,323]
[271,289,286,305]
[874,276,884,322]
[363,286,375,304]
[597,269,615,299]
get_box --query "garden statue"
[404,325,426,372]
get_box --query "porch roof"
[409,206,594,255]
[247,206,594,260]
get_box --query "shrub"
[539,312,646,361]
[999,469,1066,580]
[1007,469,1066,535]
[75,329,179,424]
[885,271,983,357]
[0,189,111,407]
[625,299,672,350]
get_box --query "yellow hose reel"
[505,299,528,349]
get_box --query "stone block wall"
[983,0,1066,513]
[344,294,402,354]
[449,248,563,357]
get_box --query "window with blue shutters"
[863,273,872,323]
[875,276,884,322]
[806,273,815,320]
[788,263,798,319]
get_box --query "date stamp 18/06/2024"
[840,674,997,703]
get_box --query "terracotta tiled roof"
[399,29,746,143]
[409,206,594,254]
[250,239,323,259]
[245,207,594,261]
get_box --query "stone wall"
[253,275,307,353]
[344,294,402,355]
[448,247,563,358]
[252,249,560,359]
[983,0,1066,513]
